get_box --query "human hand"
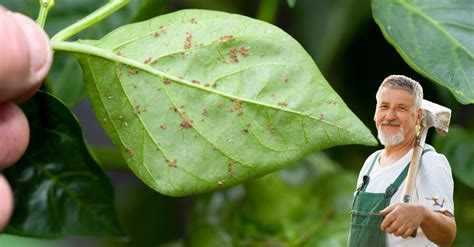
[380,202,428,238]
[0,5,52,230]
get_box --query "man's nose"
[385,107,397,119]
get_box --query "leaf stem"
[36,0,55,28]
[51,0,130,42]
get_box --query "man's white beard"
[377,126,405,146]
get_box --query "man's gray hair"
[376,75,423,108]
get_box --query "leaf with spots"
[372,0,474,104]
[52,9,377,196]
[3,91,123,238]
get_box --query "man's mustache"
[381,120,401,126]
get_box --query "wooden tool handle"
[402,145,423,203]
[401,126,429,238]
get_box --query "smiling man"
[348,75,456,247]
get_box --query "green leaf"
[3,91,123,238]
[433,125,474,189]
[372,0,474,104]
[54,9,377,196]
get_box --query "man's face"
[374,87,421,147]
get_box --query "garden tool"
[401,99,451,237]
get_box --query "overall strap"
[357,150,383,193]
[384,148,435,198]
[366,150,383,176]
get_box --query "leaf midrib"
[33,160,115,232]
[52,41,352,133]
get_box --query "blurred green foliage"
[1,0,472,246]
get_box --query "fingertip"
[0,9,52,103]
[0,103,30,168]
[0,175,14,231]
[11,12,52,87]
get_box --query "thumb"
[380,203,397,217]
[0,6,52,103]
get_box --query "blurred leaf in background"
[291,0,372,70]
[434,125,474,189]
[183,152,355,246]
[372,0,474,104]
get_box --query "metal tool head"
[421,99,451,135]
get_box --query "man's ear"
[416,108,423,125]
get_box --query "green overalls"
[348,149,433,247]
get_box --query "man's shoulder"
[421,144,449,165]
[363,149,384,164]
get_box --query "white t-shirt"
[356,144,454,247]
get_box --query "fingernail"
[11,12,52,83]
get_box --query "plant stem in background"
[51,0,130,42]
[36,0,55,28]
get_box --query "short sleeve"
[416,151,454,215]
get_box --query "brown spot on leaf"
[169,159,177,167]
[184,32,192,49]
[229,48,239,63]
[272,93,277,99]
[204,83,210,87]
[134,105,144,115]
[228,162,233,177]
[127,68,139,76]
[202,107,208,116]
[123,147,133,156]
[164,157,177,167]
[319,113,325,120]
[180,115,193,129]
[191,79,201,85]
[219,35,235,43]
[239,47,250,57]
[190,18,197,24]
[160,124,167,129]
[230,99,243,113]
[143,57,152,64]
[327,100,337,105]
[268,123,276,133]
[164,79,172,85]
[243,128,248,133]
[284,76,289,83]
[277,102,288,107]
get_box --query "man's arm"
[380,203,456,246]
[420,208,456,247]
